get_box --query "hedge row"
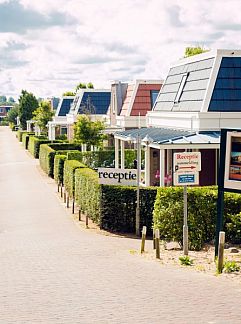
[39,143,82,178]
[17,130,33,142]
[74,149,144,169]
[54,155,67,185]
[100,186,157,234]
[64,160,85,198]
[28,136,51,158]
[153,187,241,251]
[75,167,100,224]
[22,132,35,149]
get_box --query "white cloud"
[1,0,241,99]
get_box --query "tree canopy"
[73,115,106,148]
[62,91,76,96]
[184,46,209,57]
[7,105,19,125]
[33,101,54,133]
[18,90,39,129]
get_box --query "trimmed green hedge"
[100,186,157,233]
[54,154,67,185]
[75,167,101,224]
[73,149,144,169]
[28,136,50,158]
[17,130,32,142]
[64,160,85,198]
[39,141,82,178]
[67,151,82,161]
[153,187,241,251]
[22,132,35,149]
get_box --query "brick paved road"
[0,127,241,324]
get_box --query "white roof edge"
[75,89,111,94]
[62,96,75,99]
[171,49,241,67]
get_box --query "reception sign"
[98,168,137,186]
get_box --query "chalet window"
[174,72,189,104]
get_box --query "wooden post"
[60,184,63,198]
[57,182,60,193]
[64,190,66,203]
[155,229,160,259]
[153,228,156,249]
[86,215,89,228]
[217,231,225,273]
[78,209,81,221]
[141,226,147,253]
[72,198,75,214]
[67,195,69,208]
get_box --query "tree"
[7,105,19,125]
[87,82,94,89]
[33,100,54,133]
[18,90,39,129]
[184,46,209,57]
[8,97,15,103]
[73,115,106,148]
[0,95,7,103]
[62,91,76,96]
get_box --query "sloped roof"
[116,127,220,145]
[77,91,111,115]
[56,97,74,116]
[154,57,214,112]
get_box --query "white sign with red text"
[174,152,201,173]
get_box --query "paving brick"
[0,127,241,324]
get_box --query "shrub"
[75,167,101,224]
[28,136,50,158]
[67,151,82,161]
[17,130,32,142]
[100,186,157,233]
[22,132,35,149]
[54,155,67,185]
[223,260,240,273]
[179,255,194,266]
[153,187,241,251]
[64,160,85,198]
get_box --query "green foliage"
[100,186,157,233]
[7,105,19,124]
[67,151,82,161]
[17,130,32,142]
[22,132,34,149]
[56,134,67,141]
[33,101,54,133]
[223,260,240,273]
[62,91,75,96]
[153,187,241,250]
[54,155,67,185]
[64,160,85,198]
[179,255,194,266]
[75,167,100,224]
[0,95,7,103]
[28,136,50,158]
[73,115,106,148]
[184,46,209,57]
[18,90,39,129]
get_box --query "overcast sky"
[1,0,241,99]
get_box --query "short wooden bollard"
[217,231,225,273]
[141,226,147,253]
[67,196,69,208]
[57,183,60,193]
[78,209,81,221]
[86,215,89,228]
[153,228,156,249]
[72,198,75,214]
[155,229,160,259]
[64,191,66,203]
[60,185,63,198]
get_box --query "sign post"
[173,152,201,256]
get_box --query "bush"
[67,151,82,161]
[64,160,85,198]
[28,136,50,158]
[17,130,32,142]
[54,155,67,185]
[100,186,157,233]
[153,187,241,251]
[75,167,101,224]
[39,141,82,178]
[22,132,35,149]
